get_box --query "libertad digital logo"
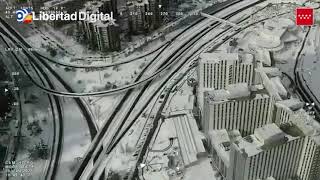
[16,8,33,24]
[16,8,116,24]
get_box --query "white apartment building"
[203,83,274,136]
[274,98,305,125]
[226,122,320,180]
[228,123,306,180]
[293,113,320,180]
[209,129,242,179]
[198,52,254,90]
[197,52,255,120]
[79,1,121,52]
[298,135,320,180]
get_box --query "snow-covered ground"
[0,42,55,180]
[301,25,320,99]
[54,97,91,180]
[3,84,55,180]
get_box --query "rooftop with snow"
[204,83,270,102]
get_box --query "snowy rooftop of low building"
[256,69,282,101]
[254,124,286,144]
[276,98,304,111]
[270,76,287,97]
[312,134,320,145]
[281,31,299,43]
[262,18,295,39]
[288,110,320,145]
[205,83,269,102]
[289,110,318,136]
[264,18,295,30]
[256,49,271,66]
[260,67,281,77]
[233,123,302,157]
[209,129,241,166]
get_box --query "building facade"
[126,0,167,34]
[127,0,147,34]
[225,122,320,180]
[298,136,320,180]
[209,129,242,179]
[203,83,274,136]
[198,52,255,117]
[42,0,88,27]
[274,98,305,125]
[79,1,121,52]
[198,52,254,90]
[227,124,306,180]
[99,0,118,16]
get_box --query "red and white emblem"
[296,7,314,26]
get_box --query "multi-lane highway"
[0,34,64,180]
[73,0,271,179]
[0,0,298,180]
[0,19,97,180]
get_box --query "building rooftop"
[254,123,286,144]
[275,100,320,145]
[262,18,295,39]
[256,48,271,66]
[205,83,269,103]
[233,123,302,157]
[209,129,242,166]
[270,76,288,98]
[199,52,253,64]
[276,98,304,112]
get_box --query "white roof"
[276,98,304,111]
[264,18,294,29]
[234,123,301,157]
[209,129,241,166]
[256,49,271,66]
[270,76,287,97]
[254,124,285,144]
[207,83,250,101]
[200,52,238,64]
